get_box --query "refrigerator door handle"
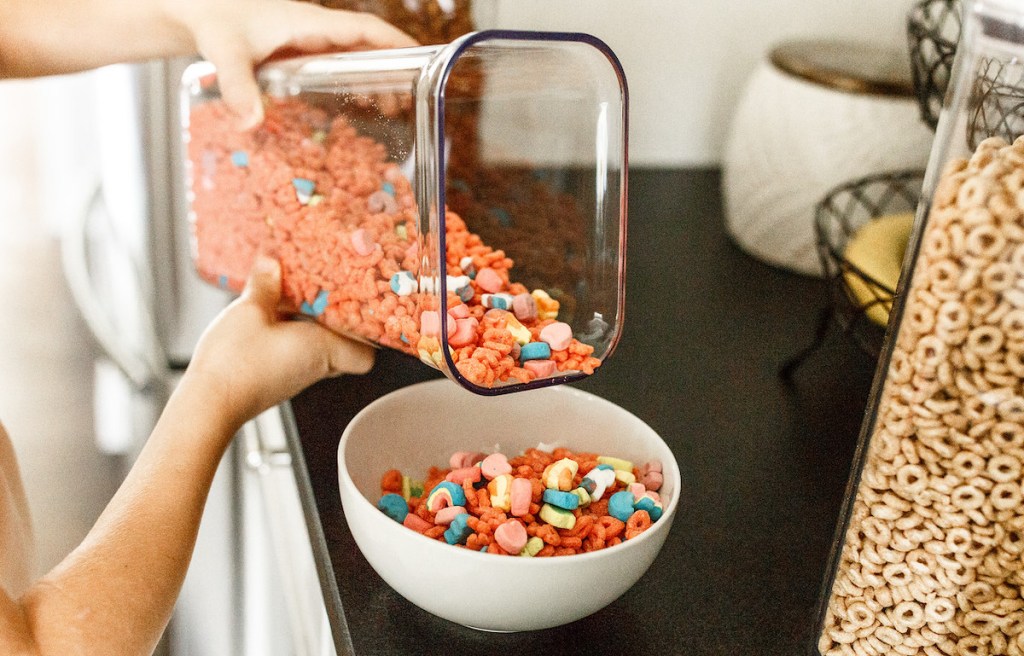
[61,180,168,393]
[241,409,338,656]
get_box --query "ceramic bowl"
[338,379,680,632]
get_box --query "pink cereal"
[539,321,573,351]
[449,303,471,319]
[403,513,432,534]
[510,477,532,517]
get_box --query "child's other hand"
[178,0,418,129]
[185,255,374,430]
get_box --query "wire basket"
[908,0,962,130]
[814,170,926,359]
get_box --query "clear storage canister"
[181,31,628,395]
[817,2,1024,654]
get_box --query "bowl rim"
[338,379,680,564]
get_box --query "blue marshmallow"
[231,150,249,167]
[608,490,636,522]
[444,513,472,545]
[542,489,580,510]
[519,342,552,362]
[377,493,408,523]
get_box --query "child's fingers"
[290,320,376,377]
[200,35,264,130]
[282,5,418,52]
[240,254,282,310]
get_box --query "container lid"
[770,39,916,97]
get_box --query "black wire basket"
[908,0,962,130]
[814,170,926,359]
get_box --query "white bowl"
[338,379,680,632]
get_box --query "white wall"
[492,0,917,166]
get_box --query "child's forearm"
[15,374,239,655]
[0,0,193,79]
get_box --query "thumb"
[241,255,283,310]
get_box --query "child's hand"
[177,0,418,128]
[184,255,375,430]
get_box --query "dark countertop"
[287,168,880,655]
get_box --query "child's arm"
[0,256,373,655]
[0,0,416,127]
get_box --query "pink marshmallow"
[480,453,512,480]
[630,482,647,501]
[449,303,471,319]
[350,228,377,256]
[642,470,664,491]
[419,311,440,337]
[539,321,573,351]
[445,466,482,485]
[445,312,457,339]
[510,477,532,517]
[523,359,556,378]
[434,506,467,526]
[448,317,479,348]
[512,293,538,321]
[494,519,528,554]
[474,267,504,293]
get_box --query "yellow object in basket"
[842,212,915,327]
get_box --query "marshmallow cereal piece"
[448,451,484,469]
[615,469,636,486]
[539,321,573,351]
[542,488,580,511]
[494,519,528,554]
[523,359,557,378]
[488,473,513,511]
[350,228,377,256]
[512,292,538,321]
[445,466,482,485]
[635,494,663,522]
[482,293,514,310]
[510,477,532,517]
[608,490,636,522]
[448,317,479,348]
[377,493,408,523]
[598,455,635,473]
[571,486,592,508]
[641,470,664,492]
[505,315,532,345]
[581,467,616,502]
[419,310,441,337]
[480,453,512,480]
[389,271,418,296]
[475,267,504,293]
[629,482,647,501]
[443,513,472,545]
[434,505,467,526]
[520,342,552,362]
[449,304,470,319]
[539,503,576,530]
[531,289,560,320]
[291,177,315,204]
[426,481,466,512]
[459,255,476,278]
[542,458,579,491]
[520,536,545,557]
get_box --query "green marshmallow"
[539,503,576,530]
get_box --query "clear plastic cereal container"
[816,1,1024,654]
[181,31,628,394]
